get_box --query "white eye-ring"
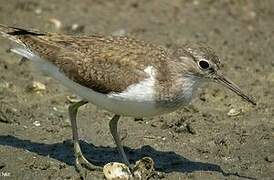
[198,60,210,70]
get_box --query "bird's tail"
[0,24,44,46]
[0,24,26,45]
[0,24,46,64]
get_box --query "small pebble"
[193,0,199,6]
[265,155,274,163]
[249,11,256,19]
[33,120,41,127]
[34,8,42,14]
[62,24,85,34]
[70,23,85,33]
[48,18,62,30]
[26,81,46,92]
[227,108,241,116]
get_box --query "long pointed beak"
[214,72,256,105]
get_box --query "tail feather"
[0,24,44,46]
[0,24,25,45]
[10,47,35,60]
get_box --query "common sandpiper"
[0,24,256,176]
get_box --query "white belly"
[50,70,173,117]
[56,75,172,117]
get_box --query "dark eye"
[198,60,210,70]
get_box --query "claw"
[75,151,102,171]
[74,146,102,179]
[75,159,88,179]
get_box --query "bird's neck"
[179,75,201,105]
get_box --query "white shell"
[103,162,132,180]
[103,157,154,180]
[132,157,154,180]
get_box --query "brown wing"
[51,49,149,94]
[6,31,162,93]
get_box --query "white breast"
[181,76,200,105]
[107,66,156,102]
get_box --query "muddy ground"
[0,0,273,179]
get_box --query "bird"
[0,24,256,175]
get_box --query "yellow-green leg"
[68,100,101,176]
[109,115,130,166]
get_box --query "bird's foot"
[74,145,102,179]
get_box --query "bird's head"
[173,42,256,105]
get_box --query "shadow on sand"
[0,135,255,179]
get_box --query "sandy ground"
[0,0,273,179]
